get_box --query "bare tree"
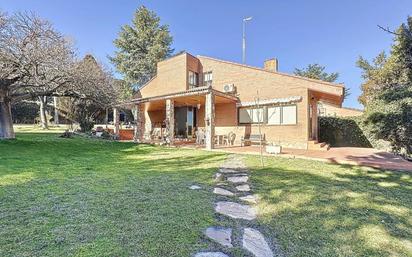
[0,12,118,138]
[58,54,119,132]
[0,12,76,137]
[254,90,264,167]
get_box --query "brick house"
[116,52,344,150]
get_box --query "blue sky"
[2,0,411,109]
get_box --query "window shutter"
[282,105,297,125]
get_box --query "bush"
[79,120,94,133]
[319,116,372,147]
[60,130,74,138]
[100,130,113,140]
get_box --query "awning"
[236,96,302,107]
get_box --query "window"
[267,106,281,125]
[239,107,264,124]
[239,105,297,125]
[188,71,199,87]
[203,71,213,86]
[281,105,297,125]
[239,108,252,123]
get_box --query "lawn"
[1,126,411,257]
[247,156,412,257]
[0,127,227,257]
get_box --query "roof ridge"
[197,55,345,89]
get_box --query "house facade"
[118,52,344,150]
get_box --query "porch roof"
[116,86,238,107]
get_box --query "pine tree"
[294,64,339,82]
[294,63,350,98]
[110,6,173,87]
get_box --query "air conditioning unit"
[223,84,236,93]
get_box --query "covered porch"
[114,86,238,149]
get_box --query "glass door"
[174,106,197,139]
[187,107,196,138]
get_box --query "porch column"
[205,92,215,150]
[311,99,318,141]
[113,107,120,138]
[165,99,174,144]
[133,104,144,143]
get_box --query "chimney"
[263,58,278,72]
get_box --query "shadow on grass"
[246,156,412,257]
[0,133,230,257]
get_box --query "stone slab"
[205,227,233,247]
[219,168,241,174]
[194,252,230,257]
[227,176,249,184]
[236,184,251,192]
[214,172,224,182]
[189,185,201,190]
[242,228,273,257]
[240,194,258,204]
[213,187,235,196]
[215,201,256,220]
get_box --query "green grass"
[246,156,412,257]
[1,126,411,256]
[0,127,228,256]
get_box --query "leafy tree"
[294,63,350,98]
[110,6,173,87]
[358,17,412,156]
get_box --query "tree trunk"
[39,96,49,130]
[0,89,15,139]
[53,96,59,125]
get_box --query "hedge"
[319,116,373,148]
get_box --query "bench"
[241,134,266,146]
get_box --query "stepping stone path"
[194,155,275,257]
[205,227,233,247]
[213,187,235,196]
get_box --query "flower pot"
[266,145,282,154]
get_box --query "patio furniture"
[196,130,205,144]
[223,132,236,146]
[214,135,223,145]
[241,134,266,146]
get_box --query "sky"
[2,0,411,109]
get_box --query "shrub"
[79,120,94,133]
[60,130,73,138]
[319,116,372,147]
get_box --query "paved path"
[194,155,277,257]
[208,146,412,172]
